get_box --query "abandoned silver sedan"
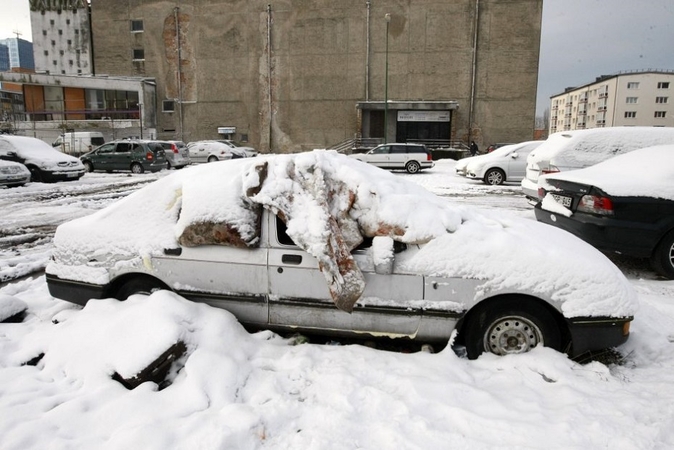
[46,151,636,359]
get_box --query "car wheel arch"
[26,164,43,182]
[651,228,674,279]
[111,274,171,300]
[455,294,570,359]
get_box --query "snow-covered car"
[159,141,191,169]
[0,159,31,187]
[187,141,237,163]
[0,135,86,182]
[216,140,258,158]
[522,127,674,202]
[454,155,480,177]
[349,143,434,174]
[46,151,636,360]
[536,145,674,279]
[465,141,542,185]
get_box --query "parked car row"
[455,141,542,185]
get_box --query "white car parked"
[0,135,86,182]
[349,143,434,174]
[186,141,235,163]
[46,151,636,360]
[465,141,542,185]
[521,127,674,202]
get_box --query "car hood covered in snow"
[48,151,637,317]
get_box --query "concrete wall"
[91,0,542,152]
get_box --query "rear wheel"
[651,230,674,279]
[131,163,144,174]
[484,168,505,185]
[405,161,421,174]
[116,277,167,300]
[463,297,561,359]
[208,156,219,163]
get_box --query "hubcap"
[484,316,543,355]
[487,171,503,185]
[668,242,674,268]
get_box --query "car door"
[363,145,392,168]
[189,143,207,163]
[90,143,115,170]
[508,146,537,181]
[110,142,134,170]
[267,214,424,337]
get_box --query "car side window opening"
[116,143,131,153]
[391,145,408,154]
[98,143,115,154]
[275,216,298,246]
[371,146,390,154]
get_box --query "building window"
[131,20,144,32]
[58,29,63,35]
[66,19,70,25]
[656,97,669,104]
[67,39,72,46]
[44,50,48,56]
[163,99,175,112]
[69,60,73,66]
[75,29,79,35]
[42,30,47,36]
[51,40,55,46]
[50,19,54,26]
[53,60,57,66]
[61,70,65,74]
[77,69,82,74]
[59,50,64,56]
[627,82,640,89]
[132,49,145,60]
[624,111,637,118]
[626,97,638,104]
[658,82,670,89]
[655,111,667,118]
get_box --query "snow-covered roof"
[528,127,674,168]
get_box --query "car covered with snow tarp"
[46,151,637,359]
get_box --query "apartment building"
[550,70,674,134]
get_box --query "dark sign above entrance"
[397,111,450,122]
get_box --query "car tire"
[27,166,42,182]
[484,168,505,185]
[115,277,167,300]
[463,297,561,359]
[166,161,172,170]
[83,161,94,172]
[651,230,674,279]
[208,156,218,163]
[131,163,144,174]
[405,161,421,174]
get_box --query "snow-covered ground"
[1,160,674,449]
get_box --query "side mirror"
[511,152,518,159]
[372,236,395,275]
[6,151,17,157]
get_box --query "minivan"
[81,140,167,173]
[53,132,106,156]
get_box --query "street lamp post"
[384,13,391,144]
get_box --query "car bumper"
[46,273,112,306]
[521,177,540,202]
[43,169,86,182]
[0,174,31,185]
[534,203,660,258]
[567,316,632,357]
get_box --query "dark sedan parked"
[535,146,674,279]
[81,140,167,174]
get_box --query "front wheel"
[405,161,421,174]
[83,161,94,172]
[484,168,505,185]
[651,230,674,279]
[130,163,144,174]
[463,297,561,359]
[115,277,167,300]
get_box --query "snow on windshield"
[528,127,674,168]
[48,150,636,317]
[541,145,674,201]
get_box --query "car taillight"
[541,165,560,175]
[577,194,614,215]
[427,153,432,161]
[537,187,546,199]
[146,151,154,161]
[171,144,179,153]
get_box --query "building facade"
[30,0,94,75]
[549,71,674,134]
[0,38,35,71]
[91,0,543,152]
[0,44,9,72]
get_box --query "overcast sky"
[1,1,673,117]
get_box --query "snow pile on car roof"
[529,127,674,168]
[540,145,674,201]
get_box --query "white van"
[52,132,106,156]
[521,127,674,201]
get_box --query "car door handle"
[282,254,302,265]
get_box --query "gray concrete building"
[91,0,542,152]
[30,0,94,76]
